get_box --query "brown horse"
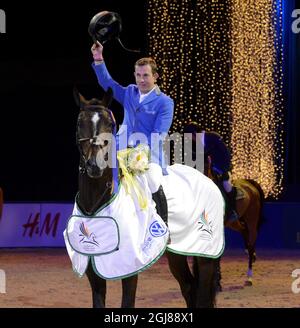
[0,187,3,220]
[206,156,264,286]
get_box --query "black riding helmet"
[88,11,122,44]
[183,121,201,134]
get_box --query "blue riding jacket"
[92,63,174,171]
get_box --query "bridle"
[76,105,117,215]
[76,105,116,175]
[77,136,110,174]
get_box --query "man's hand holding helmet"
[91,42,104,64]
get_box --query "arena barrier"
[0,202,300,248]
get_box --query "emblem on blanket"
[79,222,100,248]
[149,220,168,237]
[66,215,119,256]
[197,210,213,241]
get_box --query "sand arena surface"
[0,248,299,308]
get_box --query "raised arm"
[91,42,126,105]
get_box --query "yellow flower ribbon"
[117,145,150,210]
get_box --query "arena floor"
[0,248,299,308]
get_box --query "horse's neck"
[78,169,113,215]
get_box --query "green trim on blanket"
[94,186,121,215]
[90,242,168,281]
[74,182,122,217]
[166,238,225,259]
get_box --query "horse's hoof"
[244,280,253,286]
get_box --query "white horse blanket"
[64,174,169,280]
[64,164,225,280]
[163,164,225,257]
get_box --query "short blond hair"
[135,57,158,74]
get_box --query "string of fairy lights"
[147,0,284,198]
[230,0,284,197]
[147,0,232,144]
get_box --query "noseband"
[77,106,116,175]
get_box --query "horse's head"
[74,87,116,179]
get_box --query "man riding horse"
[183,122,239,223]
[64,12,225,308]
[91,38,173,230]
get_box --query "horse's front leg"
[86,262,106,308]
[121,275,138,308]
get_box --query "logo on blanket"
[197,210,213,240]
[79,222,100,247]
[149,220,167,237]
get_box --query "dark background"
[285,0,300,200]
[0,1,147,201]
[0,0,299,201]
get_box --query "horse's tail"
[245,179,265,231]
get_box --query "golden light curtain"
[147,0,284,198]
[147,0,232,145]
[230,0,284,197]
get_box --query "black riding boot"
[152,185,168,225]
[152,185,170,243]
[225,186,239,223]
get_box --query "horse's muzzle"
[86,159,103,178]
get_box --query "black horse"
[72,88,219,308]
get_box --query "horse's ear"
[73,86,87,109]
[102,87,113,108]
